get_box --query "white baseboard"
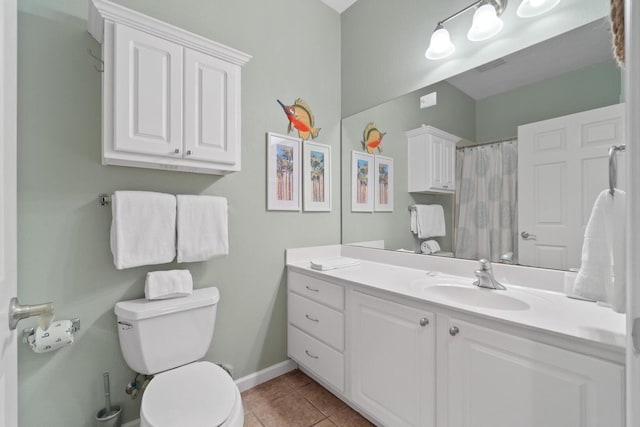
[120,359,298,426]
[235,359,298,392]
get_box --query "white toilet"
[114,287,243,427]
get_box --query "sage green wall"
[17,1,340,426]
[341,82,475,251]
[341,0,609,117]
[476,59,622,142]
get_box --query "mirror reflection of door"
[518,103,625,270]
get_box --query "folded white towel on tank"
[110,191,177,270]
[145,270,193,300]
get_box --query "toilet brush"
[103,372,112,416]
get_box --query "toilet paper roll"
[27,320,74,353]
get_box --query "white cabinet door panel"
[440,318,624,427]
[184,49,239,165]
[350,290,435,427]
[114,23,183,156]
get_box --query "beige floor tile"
[329,405,375,427]
[243,411,264,427]
[297,381,346,417]
[281,369,314,390]
[312,419,337,427]
[252,392,326,427]
[241,376,294,412]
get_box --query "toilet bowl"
[114,287,243,427]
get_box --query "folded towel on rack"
[145,270,193,300]
[410,205,446,238]
[573,189,626,313]
[110,191,177,270]
[420,240,441,254]
[177,195,229,263]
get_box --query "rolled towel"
[420,240,441,254]
[110,191,177,270]
[177,195,229,263]
[145,270,193,300]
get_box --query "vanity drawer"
[288,271,344,310]
[288,325,344,392]
[288,292,344,351]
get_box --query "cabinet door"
[439,318,624,427]
[184,49,240,166]
[442,140,456,190]
[428,136,455,192]
[114,24,183,156]
[350,291,435,427]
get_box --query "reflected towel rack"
[608,144,626,196]
[99,194,111,206]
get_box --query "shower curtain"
[455,140,518,262]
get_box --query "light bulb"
[517,0,561,18]
[467,4,504,41]
[425,27,455,60]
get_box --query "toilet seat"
[141,361,239,427]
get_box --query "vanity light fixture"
[517,0,561,18]
[425,0,562,60]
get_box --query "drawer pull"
[305,350,319,359]
[449,326,460,336]
[419,317,429,327]
[305,314,319,322]
[305,285,320,292]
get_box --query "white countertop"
[288,259,626,352]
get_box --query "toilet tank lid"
[114,287,220,321]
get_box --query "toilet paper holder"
[22,318,81,344]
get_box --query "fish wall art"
[277,98,321,140]
[361,122,385,154]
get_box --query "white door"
[626,0,640,425]
[114,23,183,156]
[438,317,624,427]
[184,49,240,166]
[349,290,435,427]
[518,103,625,269]
[0,0,17,425]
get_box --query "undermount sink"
[421,285,530,311]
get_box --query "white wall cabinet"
[407,126,459,193]
[287,269,624,427]
[89,0,251,175]
[437,317,624,427]
[349,290,435,427]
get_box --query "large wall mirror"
[341,18,624,271]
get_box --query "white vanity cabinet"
[287,271,345,392]
[89,0,251,175]
[437,316,624,427]
[349,290,436,427]
[407,126,459,194]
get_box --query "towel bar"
[99,194,111,206]
[608,144,626,196]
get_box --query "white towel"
[573,189,626,313]
[110,191,177,270]
[420,240,441,254]
[145,270,193,300]
[177,195,229,263]
[310,256,361,271]
[410,205,446,238]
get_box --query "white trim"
[88,0,251,65]
[234,359,298,392]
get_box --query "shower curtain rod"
[456,136,517,150]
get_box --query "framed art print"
[267,132,301,211]
[351,151,374,212]
[303,142,331,212]
[374,155,393,212]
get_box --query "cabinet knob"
[186,150,192,155]
[174,148,180,154]
[449,326,460,336]
[419,317,429,327]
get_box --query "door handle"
[520,231,537,240]
[8,297,54,330]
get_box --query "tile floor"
[241,369,374,427]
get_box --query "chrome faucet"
[473,259,506,290]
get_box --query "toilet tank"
[114,287,220,375]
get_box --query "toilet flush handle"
[118,321,133,330]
